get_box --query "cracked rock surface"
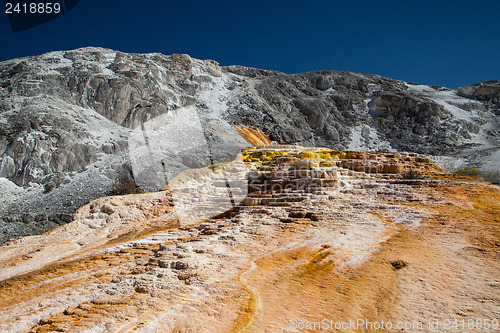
[0,148,498,332]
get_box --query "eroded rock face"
[457,80,500,103]
[0,47,499,244]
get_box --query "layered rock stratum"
[0,47,499,243]
[0,146,498,332]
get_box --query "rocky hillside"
[0,47,499,244]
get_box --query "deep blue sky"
[1,0,499,88]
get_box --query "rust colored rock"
[293,159,317,170]
[158,260,170,268]
[172,261,188,270]
[382,163,405,174]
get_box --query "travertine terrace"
[1,48,499,244]
[0,146,498,332]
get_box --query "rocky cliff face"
[0,47,499,244]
